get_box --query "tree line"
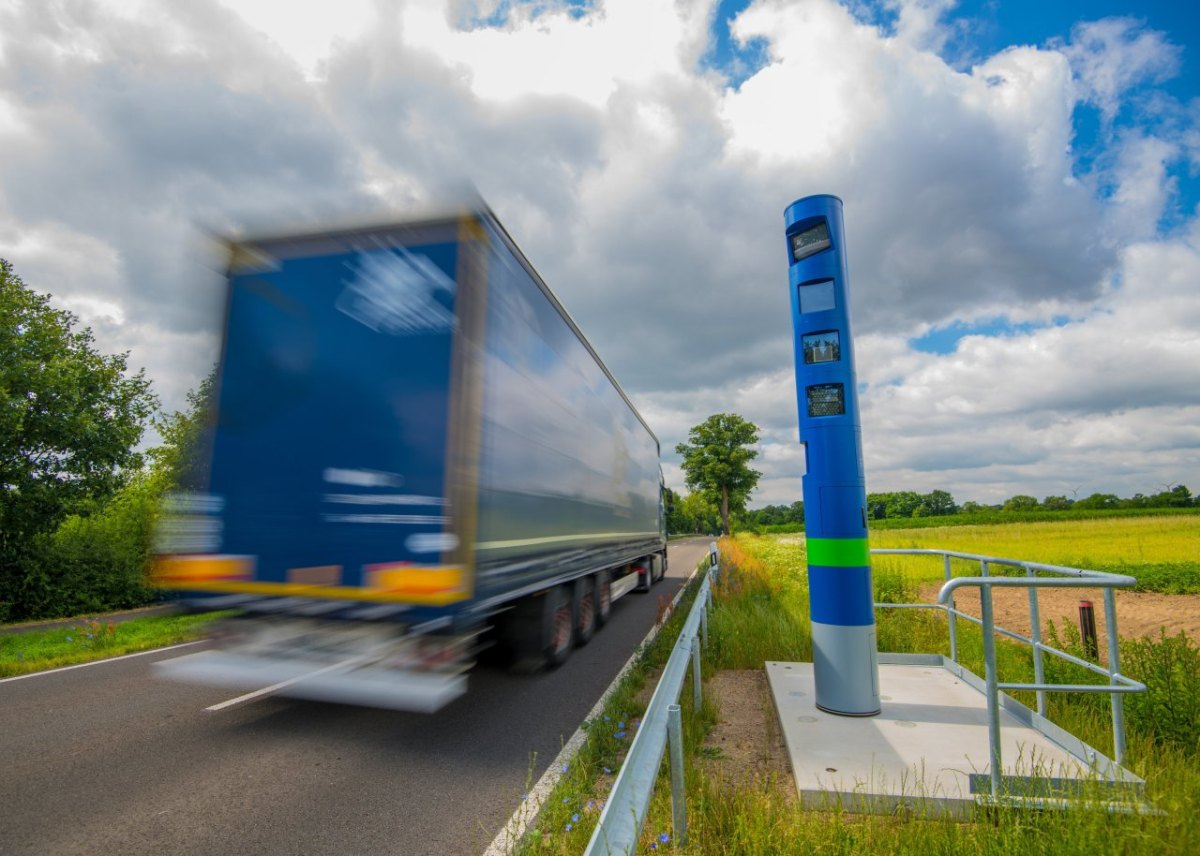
[731,485,1197,532]
[665,408,1196,534]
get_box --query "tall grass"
[638,534,1200,855]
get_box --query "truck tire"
[650,554,665,583]
[502,585,574,672]
[545,584,575,668]
[634,561,651,593]
[573,576,596,647]
[595,569,612,627]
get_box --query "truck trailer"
[152,207,667,711]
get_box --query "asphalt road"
[0,538,713,856]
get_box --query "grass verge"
[0,610,231,678]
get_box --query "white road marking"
[204,655,369,712]
[0,641,204,684]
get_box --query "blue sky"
[1,0,1197,504]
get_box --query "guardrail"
[872,549,1148,797]
[582,542,719,856]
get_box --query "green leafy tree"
[1075,492,1119,510]
[148,367,217,492]
[0,259,157,619]
[1042,495,1073,511]
[1002,494,1039,512]
[674,413,761,536]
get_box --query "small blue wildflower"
[603,767,612,774]
[561,763,569,773]
[586,800,596,810]
[659,832,670,843]
[618,721,625,729]
[615,731,626,739]
[650,844,657,851]
[566,823,573,832]
[562,796,570,804]
[603,715,610,722]
[572,813,580,823]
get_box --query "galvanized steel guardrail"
[872,548,1148,797]
[582,542,719,856]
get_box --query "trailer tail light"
[366,563,468,605]
[151,554,255,585]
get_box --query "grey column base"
[811,620,881,717]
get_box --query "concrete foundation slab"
[766,660,1128,816]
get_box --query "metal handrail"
[582,543,719,856]
[871,548,1147,797]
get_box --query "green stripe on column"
[806,538,870,567]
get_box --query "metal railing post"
[1026,566,1047,717]
[700,595,709,648]
[667,704,687,847]
[944,553,958,663]
[979,564,1003,798]
[691,637,702,710]
[1103,587,1128,767]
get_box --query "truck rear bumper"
[156,651,468,713]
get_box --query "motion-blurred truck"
[152,207,667,711]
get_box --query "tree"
[674,413,761,536]
[148,366,217,491]
[1075,492,1118,510]
[0,259,157,617]
[1002,495,1039,511]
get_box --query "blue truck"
[152,207,667,711]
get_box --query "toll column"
[783,194,880,716]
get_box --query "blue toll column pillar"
[783,194,880,716]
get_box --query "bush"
[11,476,160,620]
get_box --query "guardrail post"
[700,593,709,648]
[944,553,958,663]
[979,566,1003,798]
[667,703,687,847]
[690,637,702,710]
[1103,588,1128,767]
[1026,566,1047,718]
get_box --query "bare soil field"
[918,583,1200,650]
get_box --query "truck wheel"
[634,561,651,593]
[650,554,665,583]
[546,585,574,668]
[502,586,574,672]
[595,570,612,627]
[574,576,596,647]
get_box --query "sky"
[1,0,1198,507]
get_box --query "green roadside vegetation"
[525,525,1199,854]
[0,610,231,678]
